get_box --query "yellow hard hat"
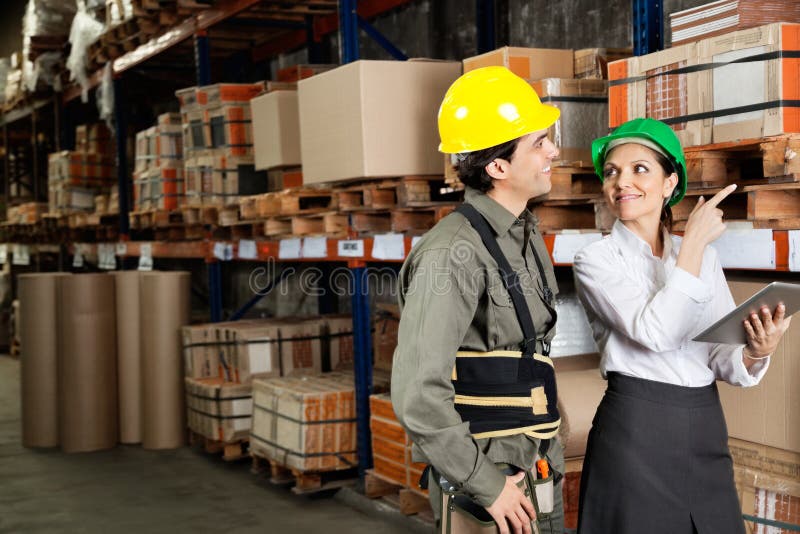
[438,66,560,154]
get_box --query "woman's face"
[601,143,678,224]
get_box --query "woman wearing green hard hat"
[572,118,792,533]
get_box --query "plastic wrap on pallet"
[23,0,77,37]
[107,0,133,25]
[0,58,9,104]
[66,6,105,103]
[96,63,114,127]
[23,52,63,93]
[549,292,598,357]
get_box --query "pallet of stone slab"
[185,376,252,459]
[684,134,800,189]
[369,394,427,495]
[671,183,800,231]
[249,372,357,474]
[250,451,358,495]
[334,175,460,212]
[545,164,602,201]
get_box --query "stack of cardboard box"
[47,123,116,214]
[132,112,183,211]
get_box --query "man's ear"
[485,159,508,181]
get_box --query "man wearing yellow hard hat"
[392,66,565,534]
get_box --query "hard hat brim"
[438,103,561,154]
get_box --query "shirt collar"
[464,187,528,236]
[610,219,674,259]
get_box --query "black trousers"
[577,373,745,534]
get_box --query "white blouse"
[573,220,768,387]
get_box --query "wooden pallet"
[547,164,602,201]
[291,212,348,237]
[130,209,184,229]
[671,183,800,230]
[335,175,461,211]
[263,217,293,237]
[364,470,432,518]
[251,451,358,495]
[188,430,249,461]
[684,134,800,189]
[533,199,600,233]
[180,204,219,226]
[391,205,457,234]
[280,189,336,216]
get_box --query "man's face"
[502,130,559,200]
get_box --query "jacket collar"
[610,219,674,259]
[464,187,530,236]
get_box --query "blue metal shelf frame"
[194,32,212,85]
[633,0,663,56]
[350,266,374,478]
[339,0,360,63]
[113,76,130,236]
[476,0,496,54]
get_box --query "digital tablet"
[693,282,800,345]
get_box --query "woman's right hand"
[677,184,737,276]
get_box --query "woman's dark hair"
[651,149,676,232]
[456,138,520,193]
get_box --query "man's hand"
[485,471,536,534]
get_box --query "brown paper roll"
[558,367,608,458]
[59,274,118,453]
[112,272,142,444]
[141,271,191,449]
[18,273,70,448]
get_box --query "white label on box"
[711,229,775,269]
[371,233,405,260]
[238,239,257,260]
[338,239,365,257]
[248,341,272,374]
[302,237,327,258]
[411,236,423,250]
[12,244,30,266]
[0,244,7,264]
[713,46,767,126]
[278,238,302,259]
[138,243,153,271]
[98,243,116,270]
[789,230,800,272]
[552,233,603,264]
[116,242,127,256]
[231,398,254,417]
[73,245,84,268]
[213,242,233,261]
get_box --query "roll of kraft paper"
[19,273,70,448]
[59,273,118,453]
[141,271,191,449]
[112,272,143,444]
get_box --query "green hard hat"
[592,117,687,207]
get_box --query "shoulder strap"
[456,203,539,356]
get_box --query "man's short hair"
[456,137,520,193]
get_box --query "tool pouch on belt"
[437,463,554,534]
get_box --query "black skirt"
[577,372,745,534]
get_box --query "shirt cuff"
[667,267,713,303]
[460,456,507,508]
[732,347,770,386]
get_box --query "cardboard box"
[267,167,303,191]
[251,90,301,171]
[372,303,399,372]
[463,46,574,79]
[250,373,356,472]
[370,394,428,493]
[324,315,354,371]
[197,82,264,107]
[530,78,609,163]
[223,321,281,383]
[182,150,214,206]
[211,154,269,206]
[182,325,220,379]
[150,165,184,211]
[277,64,336,82]
[205,104,253,157]
[298,60,461,185]
[718,276,800,453]
[184,377,252,443]
[175,86,199,109]
[574,48,632,79]
[278,318,324,376]
[611,22,800,145]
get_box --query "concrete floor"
[0,356,421,533]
